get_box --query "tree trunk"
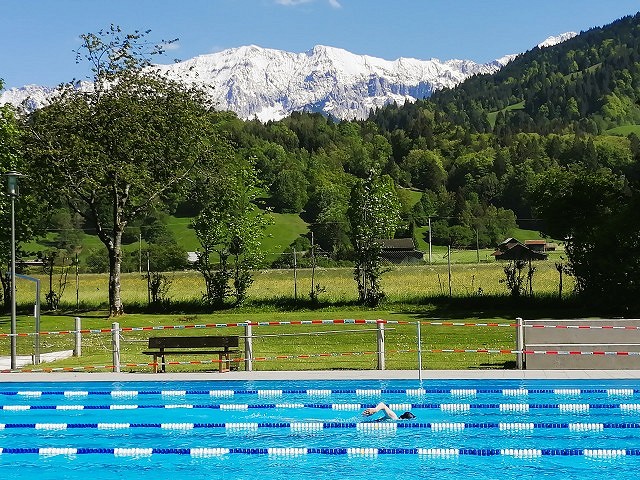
[108,231,124,316]
[1,271,10,312]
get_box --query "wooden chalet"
[377,238,424,264]
[492,238,548,261]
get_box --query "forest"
[1,16,639,315]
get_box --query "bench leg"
[219,353,230,373]
[152,354,159,374]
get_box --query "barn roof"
[492,243,548,261]
[377,238,417,250]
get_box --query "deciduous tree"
[24,26,216,315]
[348,173,401,306]
[193,158,270,307]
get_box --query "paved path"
[0,350,74,371]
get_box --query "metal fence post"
[516,317,524,370]
[245,322,253,372]
[74,317,81,357]
[34,278,40,365]
[112,322,121,373]
[417,321,423,382]
[377,320,385,370]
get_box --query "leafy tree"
[304,168,352,257]
[0,97,47,309]
[144,242,188,272]
[24,26,215,315]
[403,149,446,190]
[49,208,84,253]
[271,168,309,213]
[533,165,640,309]
[347,173,401,306]
[501,260,527,297]
[41,249,71,310]
[193,158,269,307]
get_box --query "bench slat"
[148,336,239,349]
[142,350,236,355]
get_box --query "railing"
[1,317,639,373]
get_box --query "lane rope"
[1,421,639,431]
[2,402,640,411]
[0,446,637,457]
[0,388,636,396]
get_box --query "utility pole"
[293,247,297,302]
[447,245,452,297]
[428,216,432,264]
[5,171,22,370]
[139,233,142,274]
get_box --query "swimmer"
[362,402,416,421]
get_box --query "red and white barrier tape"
[2,318,640,338]
[0,319,389,337]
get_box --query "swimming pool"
[1,377,640,479]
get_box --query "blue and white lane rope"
[1,421,640,431]
[2,388,638,397]
[3,402,640,411]
[0,447,638,457]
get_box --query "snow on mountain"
[0,34,575,121]
[0,84,59,112]
[537,32,578,49]
[150,44,510,121]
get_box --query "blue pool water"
[1,378,640,479]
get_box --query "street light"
[5,171,22,370]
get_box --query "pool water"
[1,378,640,479]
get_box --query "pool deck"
[3,369,640,383]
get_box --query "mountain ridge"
[1,34,574,121]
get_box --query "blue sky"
[1,0,639,89]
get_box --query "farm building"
[377,238,424,264]
[524,239,547,252]
[492,238,548,261]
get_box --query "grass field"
[606,124,640,136]
[12,259,571,307]
[23,211,311,268]
[0,256,574,372]
[487,101,526,128]
[1,310,517,372]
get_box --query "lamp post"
[5,171,22,370]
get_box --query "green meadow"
[13,259,570,307]
[6,208,572,372]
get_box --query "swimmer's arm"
[362,402,398,420]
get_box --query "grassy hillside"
[487,101,525,128]
[606,124,640,136]
[262,212,309,254]
[21,212,309,267]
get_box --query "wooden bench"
[142,336,240,373]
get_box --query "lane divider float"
[0,446,638,457]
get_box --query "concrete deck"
[2,369,640,383]
[0,351,74,371]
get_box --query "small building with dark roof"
[525,239,547,253]
[492,238,548,261]
[377,238,424,264]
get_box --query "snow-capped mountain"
[0,33,575,121]
[537,32,578,49]
[152,45,511,121]
[0,84,59,112]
